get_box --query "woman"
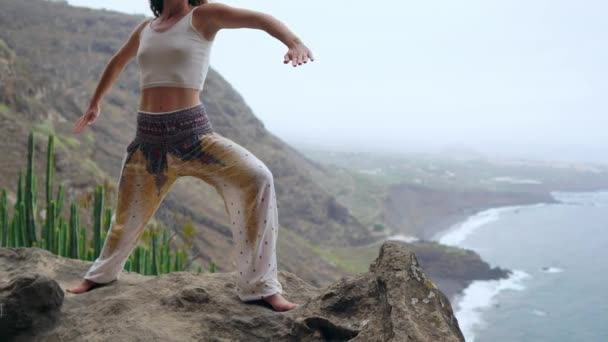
[66,0,313,312]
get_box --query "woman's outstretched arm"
[73,19,150,135]
[194,3,314,67]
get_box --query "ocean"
[432,191,608,342]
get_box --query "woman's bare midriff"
[139,87,202,113]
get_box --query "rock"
[0,243,464,341]
[0,273,64,339]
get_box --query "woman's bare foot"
[262,293,299,312]
[66,279,101,294]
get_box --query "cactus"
[79,226,87,260]
[144,248,151,275]
[151,231,159,275]
[55,184,64,217]
[43,135,55,247]
[54,226,60,255]
[1,189,7,246]
[25,131,37,246]
[18,202,26,247]
[46,201,56,252]
[69,203,79,258]
[135,246,143,274]
[2,131,205,276]
[58,217,67,257]
[8,215,15,247]
[46,135,54,206]
[210,259,216,273]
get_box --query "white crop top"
[136,7,213,91]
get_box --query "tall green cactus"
[3,131,202,276]
[18,202,26,247]
[55,217,62,255]
[1,189,7,246]
[57,217,66,257]
[210,259,216,273]
[15,170,23,210]
[151,231,159,275]
[55,184,64,217]
[7,215,13,248]
[25,131,37,246]
[175,250,183,272]
[144,248,151,275]
[43,135,55,246]
[46,201,56,252]
[46,135,54,206]
[79,226,87,260]
[69,203,79,258]
[54,226,60,255]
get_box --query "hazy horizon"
[66,0,608,165]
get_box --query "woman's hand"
[284,39,314,67]
[72,103,100,135]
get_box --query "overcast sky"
[66,0,607,164]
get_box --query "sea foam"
[454,269,531,342]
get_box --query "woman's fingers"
[307,49,315,62]
[73,116,85,134]
[73,113,93,134]
[283,47,315,67]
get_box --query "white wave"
[532,309,548,317]
[492,176,542,184]
[386,234,419,243]
[433,203,548,246]
[541,266,564,273]
[434,206,519,245]
[454,269,531,342]
[551,191,608,206]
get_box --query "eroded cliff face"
[0,242,464,341]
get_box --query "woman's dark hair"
[149,0,208,17]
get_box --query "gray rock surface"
[0,273,64,339]
[0,242,464,341]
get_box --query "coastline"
[429,202,549,342]
[383,183,560,241]
[429,190,608,342]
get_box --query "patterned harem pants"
[82,103,283,301]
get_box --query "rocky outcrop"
[0,273,64,339]
[0,242,464,341]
